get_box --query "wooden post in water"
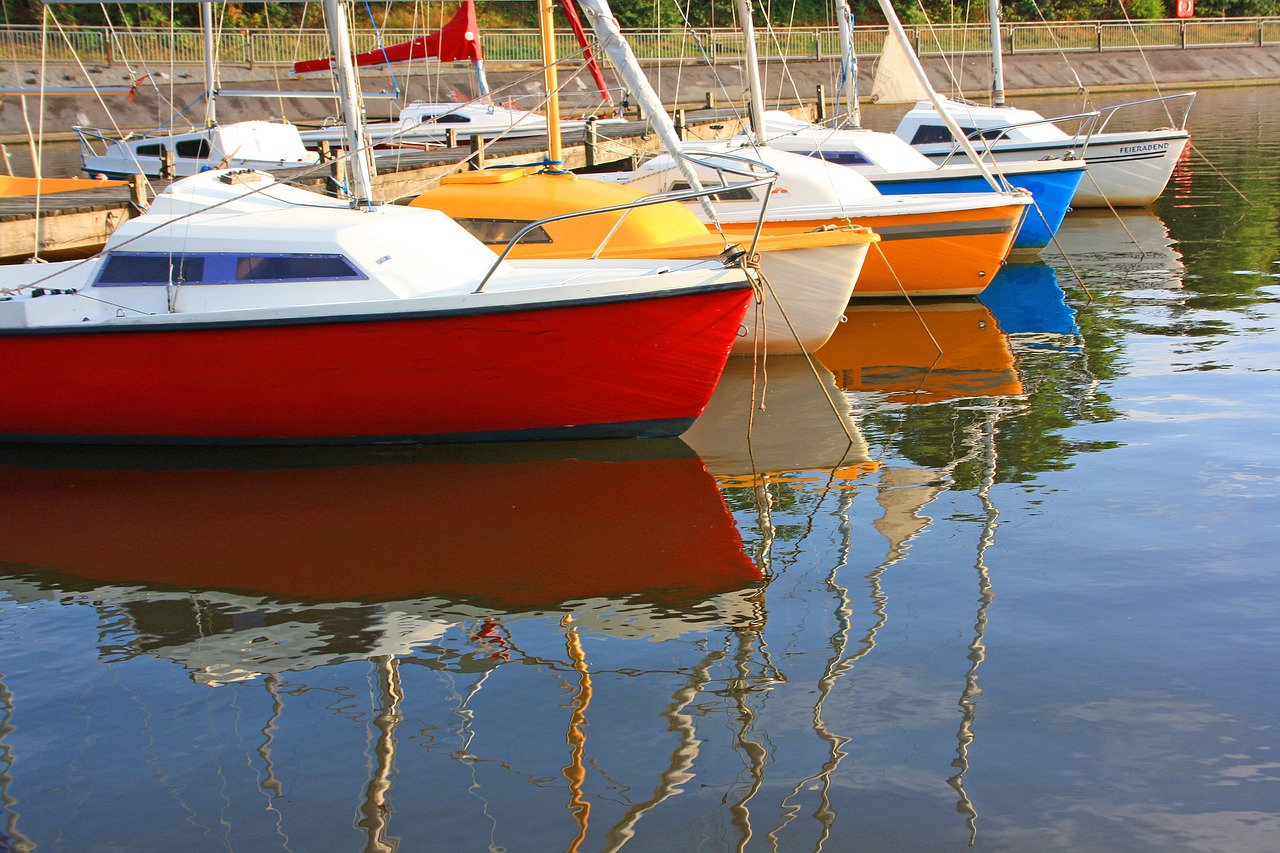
[584,117,598,168]
[816,84,826,122]
[705,91,715,109]
[446,128,458,148]
[468,134,486,170]
[319,141,346,197]
[128,174,147,209]
[673,109,686,141]
[0,145,11,177]
[160,150,176,181]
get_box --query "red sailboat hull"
[0,286,750,445]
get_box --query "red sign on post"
[1175,0,1194,18]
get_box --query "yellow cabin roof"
[412,169,876,260]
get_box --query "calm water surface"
[1,86,1278,852]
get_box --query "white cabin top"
[614,141,885,213]
[753,110,939,176]
[0,170,743,330]
[895,100,1071,147]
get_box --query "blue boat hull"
[869,168,1084,254]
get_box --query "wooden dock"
[0,110,752,263]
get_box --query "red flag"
[294,0,484,75]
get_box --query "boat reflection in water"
[810,295,1026,568]
[685,354,872,483]
[810,295,1037,842]
[1048,208,1184,285]
[817,298,1023,405]
[685,353,878,577]
[0,441,765,678]
[982,261,1081,352]
[0,440,776,848]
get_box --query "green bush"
[1127,0,1167,18]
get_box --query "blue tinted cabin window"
[801,149,873,166]
[97,253,205,286]
[909,125,997,145]
[235,254,363,282]
[95,253,364,286]
[426,114,470,124]
[135,143,164,157]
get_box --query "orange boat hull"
[713,203,1023,297]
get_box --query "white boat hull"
[745,241,871,355]
[914,129,1189,208]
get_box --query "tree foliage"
[3,0,1278,30]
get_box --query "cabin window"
[909,125,1002,145]
[135,144,164,157]
[799,149,873,167]
[453,218,553,245]
[426,114,471,124]
[175,138,212,159]
[235,254,363,282]
[910,125,958,145]
[95,252,366,286]
[97,253,205,286]
[668,181,757,202]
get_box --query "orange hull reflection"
[0,442,761,609]
[816,301,1023,403]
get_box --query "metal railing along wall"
[0,17,1276,66]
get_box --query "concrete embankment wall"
[4,43,1279,142]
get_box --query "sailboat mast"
[837,1,860,127]
[989,0,1005,106]
[322,0,376,204]
[538,0,565,167]
[734,0,768,144]
[873,0,1005,192]
[201,2,216,126]
[575,0,717,221]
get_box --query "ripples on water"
[1,87,1278,852]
